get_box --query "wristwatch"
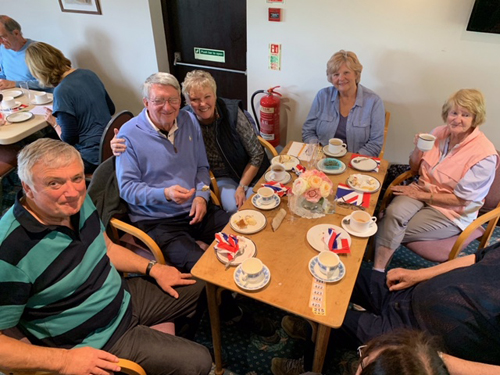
[145,260,157,276]
[238,184,249,192]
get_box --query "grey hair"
[18,139,83,188]
[0,15,22,34]
[181,70,217,101]
[142,72,181,99]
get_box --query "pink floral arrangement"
[291,169,333,203]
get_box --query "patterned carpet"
[2,169,499,375]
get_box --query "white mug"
[257,186,275,205]
[417,133,436,152]
[317,251,340,278]
[240,258,265,284]
[350,210,377,233]
[34,92,49,104]
[328,138,347,154]
[270,163,286,181]
[1,96,16,109]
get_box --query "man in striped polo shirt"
[0,139,211,375]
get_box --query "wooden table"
[0,88,49,145]
[192,143,389,374]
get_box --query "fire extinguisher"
[251,86,282,147]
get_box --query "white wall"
[247,0,500,163]
[1,0,167,115]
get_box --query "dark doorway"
[162,0,248,107]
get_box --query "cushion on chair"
[0,144,20,176]
[405,227,485,262]
[480,151,500,215]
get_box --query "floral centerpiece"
[289,169,334,218]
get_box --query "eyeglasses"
[149,97,181,106]
[336,201,366,211]
[357,345,367,370]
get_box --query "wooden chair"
[0,144,21,204]
[378,111,391,159]
[378,153,500,262]
[99,110,134,164]
[258,136,278,158]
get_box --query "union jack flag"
[335,183,371,207]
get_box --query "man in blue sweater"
[115,72,229,272]
[0,15,48,91]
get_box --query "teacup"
[417,133,436,152]
[270,163,286,181]
[34,92,49,104]
[317,251,340,278]
[328,138,347,154]
[257,186,275,205]
[350,210,377,233]
[240,258,265,284]
[1,96,16,109]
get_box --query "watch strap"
[146,260,157,276]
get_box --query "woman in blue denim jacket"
[302,50,385,157]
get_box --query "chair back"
[379,111,391,159]
[480,150,500,215]
[99,110,134,164]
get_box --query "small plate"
[1,101,22,110]
[6,112,34,123]
[341,215,378,237]
[317,159,346,175]
[251,194,280,210]
[347,174,381,193]
[271,155,300,171]
[323,146,347,158]
[351,157,378,172]
[5,89,23,98]
[230,209,267,234]
[309,256,345,283]
[234,263,271,291]
[30,93,53,105]
[215,235,257,266]
[265,170,292,184]
[306,224,351,252]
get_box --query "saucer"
[1,101,22,111]
[5,89,23,98]
[350,157,378,172]
[271,155,300,171]
[215,235,257,266]
[265,170,291,184]
[323,145,347,158]
[251,194,280,210]
[317,159,346,175]
[6,112,34,123]
[306,224,351,252]
[309,256,345,283]
[230,209,267,234]
[341,215,378,237]
[234,263,271,291]
[30,93,53,105]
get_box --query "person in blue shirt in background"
[0,15,51,91]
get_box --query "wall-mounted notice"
[269,43,281,71]
[194,47,225,63]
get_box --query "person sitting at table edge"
[302,49,385,157]
[271,240,500,375]
[374,88,498,270]
[111,69,269,214]
[114,72,230,273]
[0,138,211,375]
[25,41,115,174]
[0,15,52,91]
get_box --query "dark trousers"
[138,202,229,272]
[108,277,211,375]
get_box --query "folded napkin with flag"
[214,232,240,260]
[335,183,371,208]
[292,164,306,176]
[261,181,291,197]
[349,153,381,172]
[323,227,350,254]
